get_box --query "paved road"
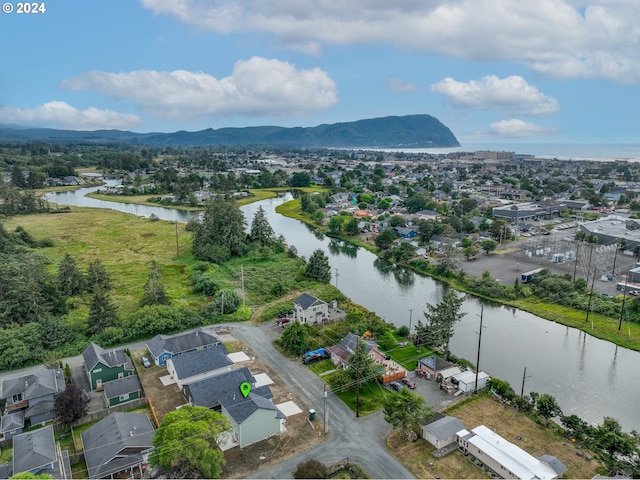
[226,322,416,480]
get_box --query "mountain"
[0,114,459,148]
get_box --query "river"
[44,184,640,432]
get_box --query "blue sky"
[1,0,639,144]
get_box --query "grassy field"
[5,208,198,318]
[388,394,602,479]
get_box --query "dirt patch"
[388,395,601,479]
[133,352,185,425]
[221,358,327,478]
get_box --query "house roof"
[25,399,55,418]
[0,462,12,479]
[538,454,568,476]
[328,345,350,365]
[146,328,220,359]
[103,375,142,399]
[339,332,372,355]
[0,369,65,401]
[82,343,133,372]
[169,344,232,380]
[418,356,454,373]
[81,412,155,479]
[184,367,273,419]
[294,293,327,311]
[224,392,284,424]
[13,426,57,475]
[1,410,24,433]
[422,416,465,441]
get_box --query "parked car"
[401,377,417,389]
[388,381,403,391]
[276,317,291,327]
[140,356,152,368]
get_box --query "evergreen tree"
[87,288,118,336]
[305,249,331,282]
[57,253,85,296]
[141,261,170,307]
[11,164,27,188]
[280,322,310,356]
[86,258,112,293]
[382,388,434,439]
[415,289,466,360]
[192,197,247,262]
[249,205,275,246]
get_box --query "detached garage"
[451,371,490,393]
[422,415,466,449]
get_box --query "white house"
[293,293,328,325]
[456,425,567,479]
[422,415,465,449]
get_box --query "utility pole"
[573,243,580,282]
[520,366,531,399]
[408,309,414,335]
[585,263,597,327]
[619,270,629,330]
[474,305,484,393]
[323,384,328,433]
[355,334,360,418]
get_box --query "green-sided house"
[83,343,134,391]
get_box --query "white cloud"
[387,78,417,93]
[488,119,558,138]
[431,75,559,116]
[62,57,338,121]
[0,101,141,130]
[139,0,640,83]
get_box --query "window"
[119,393,130,401]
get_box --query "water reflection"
[328,239,358,258]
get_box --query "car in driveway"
[140,356,152,368]
[401,377,417,389]
[275,317,292,327]
[388,381,403,391]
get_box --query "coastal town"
[1,144,640,478]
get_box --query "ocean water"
[379,143,640,162]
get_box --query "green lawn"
[388,343,431,372]
[334,380,391,416]
[307,358,335,375]
[0,446,12,463]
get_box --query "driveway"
[227,323,416,479]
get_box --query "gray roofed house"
[0,369,65,425]
[102,375,142,408]
[293,293,328,324]
[13,426,61,477]
[166,344,233,388]
[422,415,466,449]
[538,454,568,477]
[82,342,134,391]
[146,328,221,366]
[329,332,373,369]
[81,412,155,479]
[182,367,283,449]
[1,410,24,439]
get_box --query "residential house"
[146,328,221,366]
[81,412,155,479]
[293,293,329,325]
[0,369,65,426]
[83,342,134,391]
[416,356,461,382]
[422,415,465,449]
[102,375,142,408]
[328,332,372,370]
[166,344,234,388]
[11,426,67,478]
[368,345,406,384]
[182,367,284,449]
[394,226,418,239]
[457,425,567,479]
[0,410,24,440]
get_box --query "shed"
[452,371,491,393]
[422,415,465,449]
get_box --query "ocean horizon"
[379,143,640,162]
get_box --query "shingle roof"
[339,332,372,355]
[225,392,283,424]
[81,413,155,479]
[184,367,274,422]
[294,293,325,310]
[538,454,568,476]
[1,411,24,433]
[170,344,232,380]
[422,415,465,441]
[0,369,65,401]
[103,375,142,399]
[13,426,57,475]
[146,328,220,359]
[82,343,132,371]
[419,355,454,372]
[24,399,55,418]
